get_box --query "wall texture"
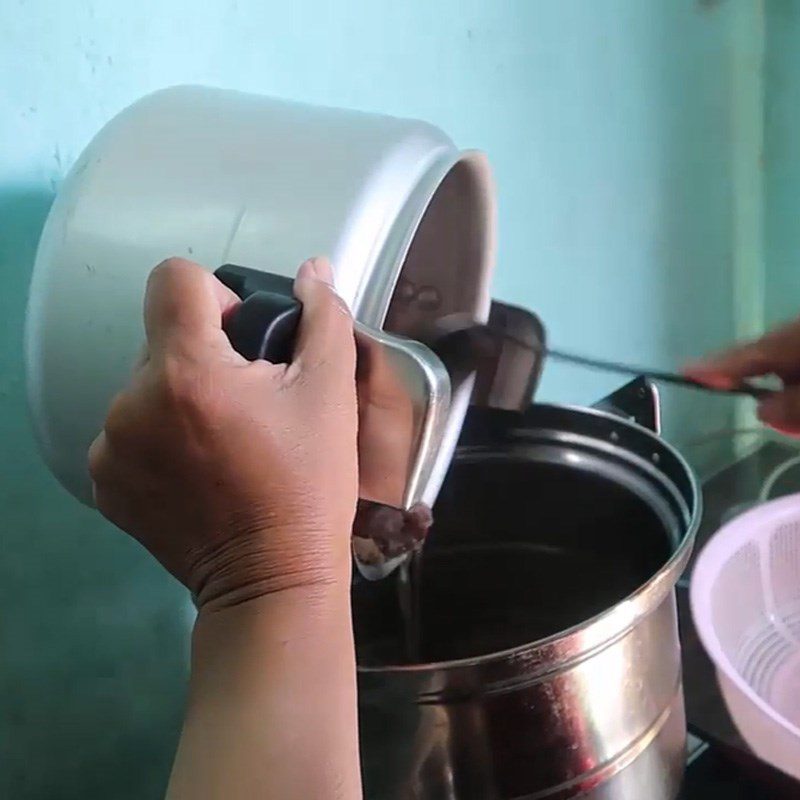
[765,0,800,326]
[0,1,758,797]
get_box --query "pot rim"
[357,401,701,676]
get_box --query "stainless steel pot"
[353,387,700,799]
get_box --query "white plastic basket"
[691,493,800,779]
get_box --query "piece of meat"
[352,500,433,566]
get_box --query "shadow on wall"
[0,186,189,799]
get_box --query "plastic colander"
[691,493,800,779]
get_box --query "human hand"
[686,318,800,434]
[88,256,358,609]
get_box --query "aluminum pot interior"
[353,403,699,670]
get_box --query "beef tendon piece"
[352,500,433,568]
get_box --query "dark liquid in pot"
[368,541,665,664]
[355,457,676,666]
[396,553,422,662]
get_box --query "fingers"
[685,342,774,388]
[132,342,150,373]
[758,387,800,436]
[88,429,133,523]
[144,258,241,359]
[141,254,356,386]
[686,317,800,384]
[89,416,160,528]
[292,257,355,378]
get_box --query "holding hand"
[687,317,800,435]
[88,256,358,609]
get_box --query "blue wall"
[765,1,800,326]
[0,2,755,797]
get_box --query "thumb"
[292,258,356,378]
[144,258,240,359]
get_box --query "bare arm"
[168,586,360,800]
[89,257,362,799]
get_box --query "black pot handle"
[592,377,662,435]
[214,264,302,364]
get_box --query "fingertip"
[144,258,241,353]
[293,257,351,319]
[147,257,238,311]
[146,257,200,292]
[295,257,335,296]
[307,256,334,284]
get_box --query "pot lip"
[353,147,496,511]
[354,147,495,331]
[357,402,701,676]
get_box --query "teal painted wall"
[0,2,757,797]
[765,1,800,326]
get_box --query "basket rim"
[690,493,800,741]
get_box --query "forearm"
[167,584,362,800]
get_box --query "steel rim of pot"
[357,402,701,678]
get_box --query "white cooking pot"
[25,85,496,508]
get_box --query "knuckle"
[156,357,227,423]
[159,357,201,408]
[87,436,111,486]
[329,290,352,320]
[302,346,353,378]
[277,361,314,393]
[321,293,355,345]
[103,392,135,447]
[87,447,104,484]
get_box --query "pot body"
[353,403,700,799]
[25,85,495,504]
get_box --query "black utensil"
[545,348,776,400]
